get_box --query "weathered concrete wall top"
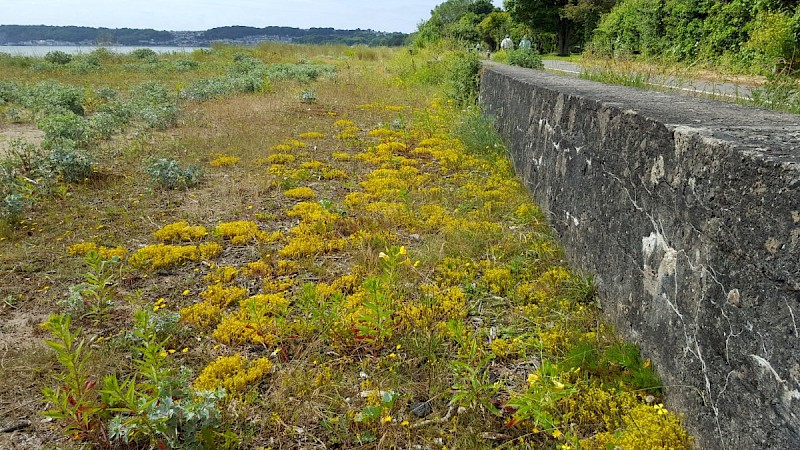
[480,62,799,449]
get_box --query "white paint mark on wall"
[642,230,682,319]
[650,154,665,185]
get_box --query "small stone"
[409,401,433,418]
[409,234,421,241]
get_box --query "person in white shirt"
[500,35,514,50]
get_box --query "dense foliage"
[590,0,800,72]
[416,0,800,74]
[415,0,616,54]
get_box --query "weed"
[300,89,318,103]
[42,314,109,445]
[60,251,120,323]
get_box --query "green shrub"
[95,86,119,100]
[0,141,49,225]
[444,51,481,106]
[88,111,123,139]
[130,48,159,61]
[67,54,101,74]
[145,158,202,189]
[745,11,798,68]
[24,81,85,115]
[507,48,544,69]
[128,81,179,129]
[264,63,337,82]
[0,81,21,104]
[42,311,232,449]
[88,47,117,62]
[44,50,73,65]
[173,59,199,72]
[2,193,24,223]
[180,78,234,101]
[38,111,92,148]
[49,147,94,182]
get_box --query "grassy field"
[0,43,691,449]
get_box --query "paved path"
[543,60,755,100]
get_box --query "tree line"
[0,25,408,48]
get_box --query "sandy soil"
[0,123,43,157]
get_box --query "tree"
[505,0,616,55]
[469,0,499,15]
[479,11,513,50]
[415,0,500,46]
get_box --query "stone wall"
[480,62,799,449]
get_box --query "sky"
[0,0,504,34]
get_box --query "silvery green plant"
[145,158,202,189]
[49,146,93,183]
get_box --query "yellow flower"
[168,349,176,354]
[552,429,563,438]
[182,289,190,296]
[182,347,189,353]
[382,415,392,424]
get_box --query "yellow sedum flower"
[215,221,278,245]
[265,153,296,164]
[130,242,221,270]
[209,155,240,167]
[194,354,272,395]
[68,242,128,260]
[299,131,324,139]
[283,186,316,200]
[153,221,208,243]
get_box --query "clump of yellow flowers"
[215,221,281,245]
[209,154,241,167]
[194,354,272,395]
[68,241,127,260]
[129,242,222,270]
[153,221,208,243]
[283,186,316,200]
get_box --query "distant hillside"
[201,26,407,46]
[0,25,172,45]
[0,24,408,47]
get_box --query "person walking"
[500,35,514,50]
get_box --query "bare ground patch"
[0,123,43,157]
